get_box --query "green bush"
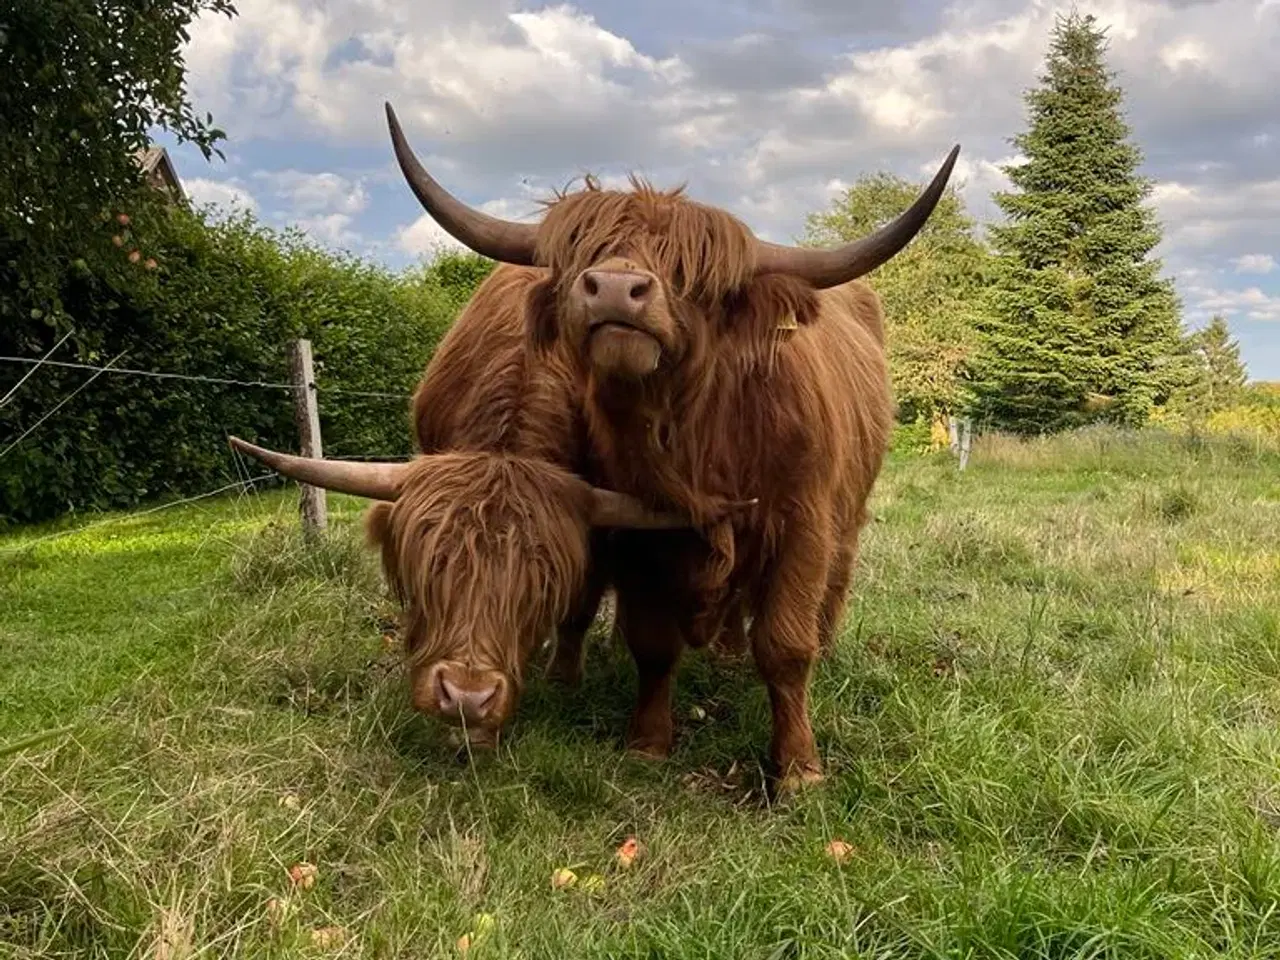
[0,197,491,525]
[889,415,936,456]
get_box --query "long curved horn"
[754,145,961,289]
[384,102,539,266]
[588,488,692,530]
[229,437,405,501]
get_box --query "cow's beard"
[587,324,662,380]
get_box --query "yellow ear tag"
[777,310,798,331]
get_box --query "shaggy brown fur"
[523,183,895,790]
[534,176,757,305]
[366,452,595,691]
[412,266,586,466]
[366,265,613,738]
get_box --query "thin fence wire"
[0,355,408,401]
[0,352,129,461]
[0,354,295,391]
[0,472,279,555]
[321,387,408,400]
[0,347,411,538]
[0,331,75,410]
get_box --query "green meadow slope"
[2,428,1279,958]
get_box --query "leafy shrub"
[889,415,936,456]
[1204,403,1280,446]
[0,198,492,525]
[1149,385,1280,455]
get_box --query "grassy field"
[2,427,1279,958]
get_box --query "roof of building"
[132,145,187,203]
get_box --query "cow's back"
[412,265,585,468]
[805,279,894,496]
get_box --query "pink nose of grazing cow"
[429,663,505,727]
[578,269,656,326]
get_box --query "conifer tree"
[967,12,1184,433]
[1187,315,1248,412]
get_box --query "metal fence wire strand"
[0,355,294,391]
[0,344,410,541]
[0,355,407,400]
[0,331,75,410]
[0,351,129,460]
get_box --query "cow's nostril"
[471,684,499,709]
[583,273,599,297]
[439,676,500,721]
[437,675,459,712]
[628,278,652,301]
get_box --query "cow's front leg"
[614,586,685,758]
[751,523,830,792]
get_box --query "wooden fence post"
[287,338,327,538]
[957,416,973,471]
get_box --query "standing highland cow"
[383,102,959,789]
[230,264,692,747]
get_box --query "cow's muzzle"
[574,268,664,378]
[415,661,511,734]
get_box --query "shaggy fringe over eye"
[534,176,758,303]
[364,453,593,684]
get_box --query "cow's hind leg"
[614,586,686,758]
[751,520,830,793]
[708,590,750,663]
[819,506,871,657]
[817,538,858,658]
[547,555,609,689]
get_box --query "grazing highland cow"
[229,265,691,747]
[384,101,959,789]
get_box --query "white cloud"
[177,0,1280,375]
[183,0,681,162]
[293,213,360,249]
[395,215,466,258]
[256,170,369,216]
[1234,253,1277,275]
[184,177,258,214]
[1150,178,1280,258]
[1184,283,1280,322]
[1159,37,1211,71]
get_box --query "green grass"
[2,426,1280,958]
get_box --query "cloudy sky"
[160,0,1280,379]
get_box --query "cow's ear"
[524,277,559,355]
[729,274,821,346]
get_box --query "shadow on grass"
[361,618,794,817]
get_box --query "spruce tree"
[1189,315,1248,412]
[967,12,1184,433]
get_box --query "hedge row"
[0,197,494,526]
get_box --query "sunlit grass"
[2,428,1279,957]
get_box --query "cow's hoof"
[775,764,825,795]
[625,728,673,760]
